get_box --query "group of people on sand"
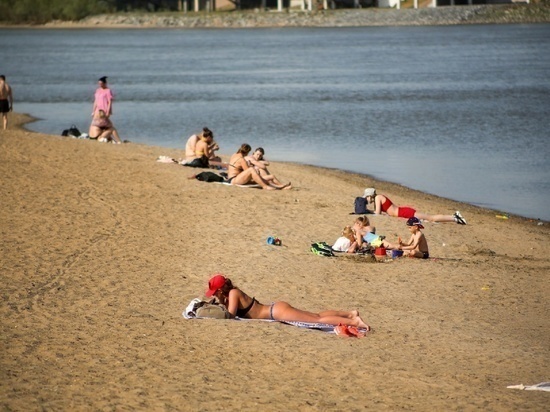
[197,190,468,330]
[181,127,292,190]
[332,187,467,259]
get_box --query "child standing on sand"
[398,217,430,259]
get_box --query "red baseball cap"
[205,274,226,297]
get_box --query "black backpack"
[61,124,81,138]
[353,197,368,214]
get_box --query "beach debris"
[507,382,550,392]
[267,236,282,246]
[334,324,366,338]
[496,214,509,220]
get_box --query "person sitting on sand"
[184,127,218,168]
[332,226,359,253]
[353,216,396,250]
[205,274,370,330]
[398,217,430,259]
[184,127,222,165]
[227,144,289,190]
[362,188,467,225]
[89,109,122,144]
[245,147,292,190]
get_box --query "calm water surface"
[2,24,549,220]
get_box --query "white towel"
[507,382,550,392]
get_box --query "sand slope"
[1,113,548,410]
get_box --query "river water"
[2,24,549,220]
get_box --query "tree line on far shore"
[0,0,181,24]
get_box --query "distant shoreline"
[1,4,549,29]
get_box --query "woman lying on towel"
[227,144,290,190]
[362,187,467,225]
[205,274,370,330]
[245,147,292,190]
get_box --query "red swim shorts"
[397,206,416,219]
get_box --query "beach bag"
[194,171,225,183]
[353,197,368,214]
[196,300,231,319]
[311,242,334,257]
[62,124,82,138]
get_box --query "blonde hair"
[342,226,354,239]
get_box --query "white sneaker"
[454,211,467,225]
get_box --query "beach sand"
[1,113,548,410]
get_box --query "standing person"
[0,75,13,130]
[362,188,467,225]
[89,76,120,138]
[204,274,370,330]
[398,217,430,259]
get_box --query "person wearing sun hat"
[397,217,430,259]
[362,187,467,225]
[204,274,370,330]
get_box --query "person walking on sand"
[397,217,430,259]
[362,187,467,225]
[0,75,13,130]
[204,274,370,330]
[89,76,121,139]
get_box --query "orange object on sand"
[334,324,366,338]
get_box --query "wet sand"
[1,113,548,410]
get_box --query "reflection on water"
[4,24,550,220]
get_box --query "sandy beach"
[1,112,548,410]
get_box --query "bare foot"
[187,174,197,180]
[263,186,276,191]
[282,182,292,190]
[355,315,370,331]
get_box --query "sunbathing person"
[362,188,467,225]
[184,127,222,165]
[89,109,122,144]
[205,274,370,330]
[245,147,292,190]
[227,144,288,190]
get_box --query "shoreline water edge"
[0,4,549,29]
[13,112,548,222]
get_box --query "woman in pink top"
[89,76,120,140]
[92,76,113,116]
[362,187,467,225]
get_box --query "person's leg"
[233,169,274,190]
[110,128,122,144]
[273,302,369,329]
[98,128,113,141]
[408,250,425,258]
[259,169,292,190]
[414,212,455,223]
[89,125,102,139]
[2,113,8,130]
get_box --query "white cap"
[363,188,376,198]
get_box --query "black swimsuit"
[236,297,256,318]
